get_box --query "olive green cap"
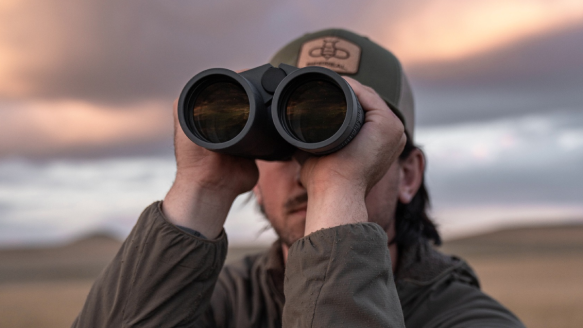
[270,28,415,140]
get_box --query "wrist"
[163,174,238,239]
[307,177,366,198]
[304,183,367,236]
[304,167,367,194]
[175,167,240,197]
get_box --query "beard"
[258,192,308,247]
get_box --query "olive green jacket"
[72,202,524,327]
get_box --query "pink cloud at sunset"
[0,101,172,158]
[380,0,583,64]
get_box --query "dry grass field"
[1,225,582,328]
[440,225,583,328]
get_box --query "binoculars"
[178,63,364,160]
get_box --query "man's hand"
[163,99,258,239]
[299,77,406,235]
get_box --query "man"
[73,29,525,327]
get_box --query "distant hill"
[440,224,583,258]
[0,232,123,284]
[0,232,265,284]
[1,224,582,284]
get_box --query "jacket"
[72,202,525,327]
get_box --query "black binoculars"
[178,63,364,160]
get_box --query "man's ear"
[253,184,263,206]
[398,148,425,204]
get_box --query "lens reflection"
[192,82,249,143]
[285,80,346,143]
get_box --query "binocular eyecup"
[178,64,363,161]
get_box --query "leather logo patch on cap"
[297,37,361,74]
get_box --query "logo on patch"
[309,39,350,60]
[298,37,361,74]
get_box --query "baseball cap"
[269,28,415,140]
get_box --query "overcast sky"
[1,0,582,246]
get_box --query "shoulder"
[396,242,525,328]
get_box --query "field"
[1,225,582,328]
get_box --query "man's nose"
[290,152,306,188]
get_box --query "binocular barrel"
[178,64,363,160]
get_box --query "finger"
[342,77,389,114]
[342,77,404,133]
[173,98,179,122]
[172,98,192,145]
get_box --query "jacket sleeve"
[283,223,406,328]
[71,201,228,328]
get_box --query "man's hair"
[392,135,442,250]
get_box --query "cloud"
[2,0,583,159]
[2,0,581,105]
[413,110,583,238]
[0,157,176,246]
[390,4,583,127]
[0,157,276,247]
[2,110,582,246]
[0,100,173,159]
[383,0,583,64]
[408,22,583,126]
[408,22,583,84]
[0,1,407,105]
[2,0,583,247]
[0,1,284,104]
[418,110,583,205]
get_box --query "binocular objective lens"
[285,80,347,143]
[192,82,250,143]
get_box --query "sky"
[1,0,582,246]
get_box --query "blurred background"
[1,1,582,327]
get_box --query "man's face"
[253,158,401,247]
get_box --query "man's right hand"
[162,99,258,239]
[298,77,406,236]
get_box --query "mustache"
[284,192,308,212]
